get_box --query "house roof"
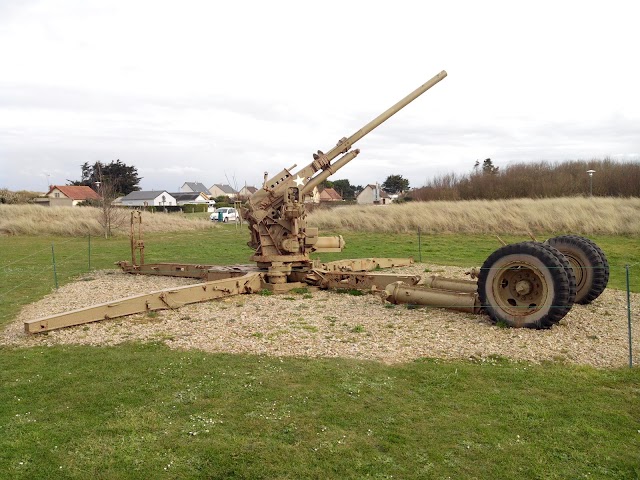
[171,192,207,202]
[182,182,209,193]
[240,186,258,194]
[48,185,102,201]
[120,190,172,201]
[211,184,237,194]
[319,187,342,200]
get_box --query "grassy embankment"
[307,196,640,235]
[1,199,639,479]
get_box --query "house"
[180,182,210,195]
[36,185,102,207]
[319,187,342,202]
[209,184,237,199]
[237,185,258,200]
[356,184,391,205]
[171,192,211,207]
[118,191,177,208]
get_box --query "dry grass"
[308,197,640,235]
[2,197,639,237]
[0,204,214,236]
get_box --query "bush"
[0,189,41,204]
[412,158,640,201]
[182,204,208,213]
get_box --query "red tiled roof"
[48,185,102,201]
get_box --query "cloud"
[1,0,639,193]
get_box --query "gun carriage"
[25,71,609,334]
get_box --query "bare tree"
[95,166,128,239]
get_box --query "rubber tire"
[536,242,576,320]
[545,235,608,304]
[567,235,609,299]
[223,217,229,223]
[478,242,573,329]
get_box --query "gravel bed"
[2,265,638,368]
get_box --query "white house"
[171,191,211,206]
[171,192,215,212]
[118,191,177,208]
[356,184,391,205]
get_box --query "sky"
[1,0,638,193]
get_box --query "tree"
[68,159,142,196]
[482,158,499,175]
[331,179,357,200]
[71,163,127,238]
[381,174,409,194]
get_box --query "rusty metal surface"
[316,258,414,272]
[315,272,420,291]
[423,275,478,294]
[384,281,480,313]
[24,273,263,334]
[244,72,446,282]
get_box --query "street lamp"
[586,170,596,197]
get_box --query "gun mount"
[25,71,610,335]
[244,70,448,284]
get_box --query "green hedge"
[181,204,209,213]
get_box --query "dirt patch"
[2,266,638,368]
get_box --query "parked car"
[210,207,238,222]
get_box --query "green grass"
[1,226,639,478]
[1,344,639,480]
[0,228,253,326]
[316,231,640,292]
[1,228,638,327]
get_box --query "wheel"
[223,217,229,223]
[478,242,574,329]
[545,235,608,304]
[568,235,609,299]
[537,242,576,319]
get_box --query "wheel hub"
[515,279,532,295]
[494,265,546,315]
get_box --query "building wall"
[121,193,176,207]
[209,186,225,198]
[34,197,74,207]
[356,187,376,204]
[356,186,389,205]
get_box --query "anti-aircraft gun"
[244,70,448,285]
[25,70,610,335]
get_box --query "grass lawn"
[1,345,639,479]
[1,226,639,479]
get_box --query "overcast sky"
[1,0,638,193]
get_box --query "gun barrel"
[322,70,447,162]
[301,149,360,196]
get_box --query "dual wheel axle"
[477,235,608,328]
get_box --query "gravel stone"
[2,265,638,368]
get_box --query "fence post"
[626,264,633,368]
[88,233,91,271]
[418,227,422,262]
[51,243,58,289]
